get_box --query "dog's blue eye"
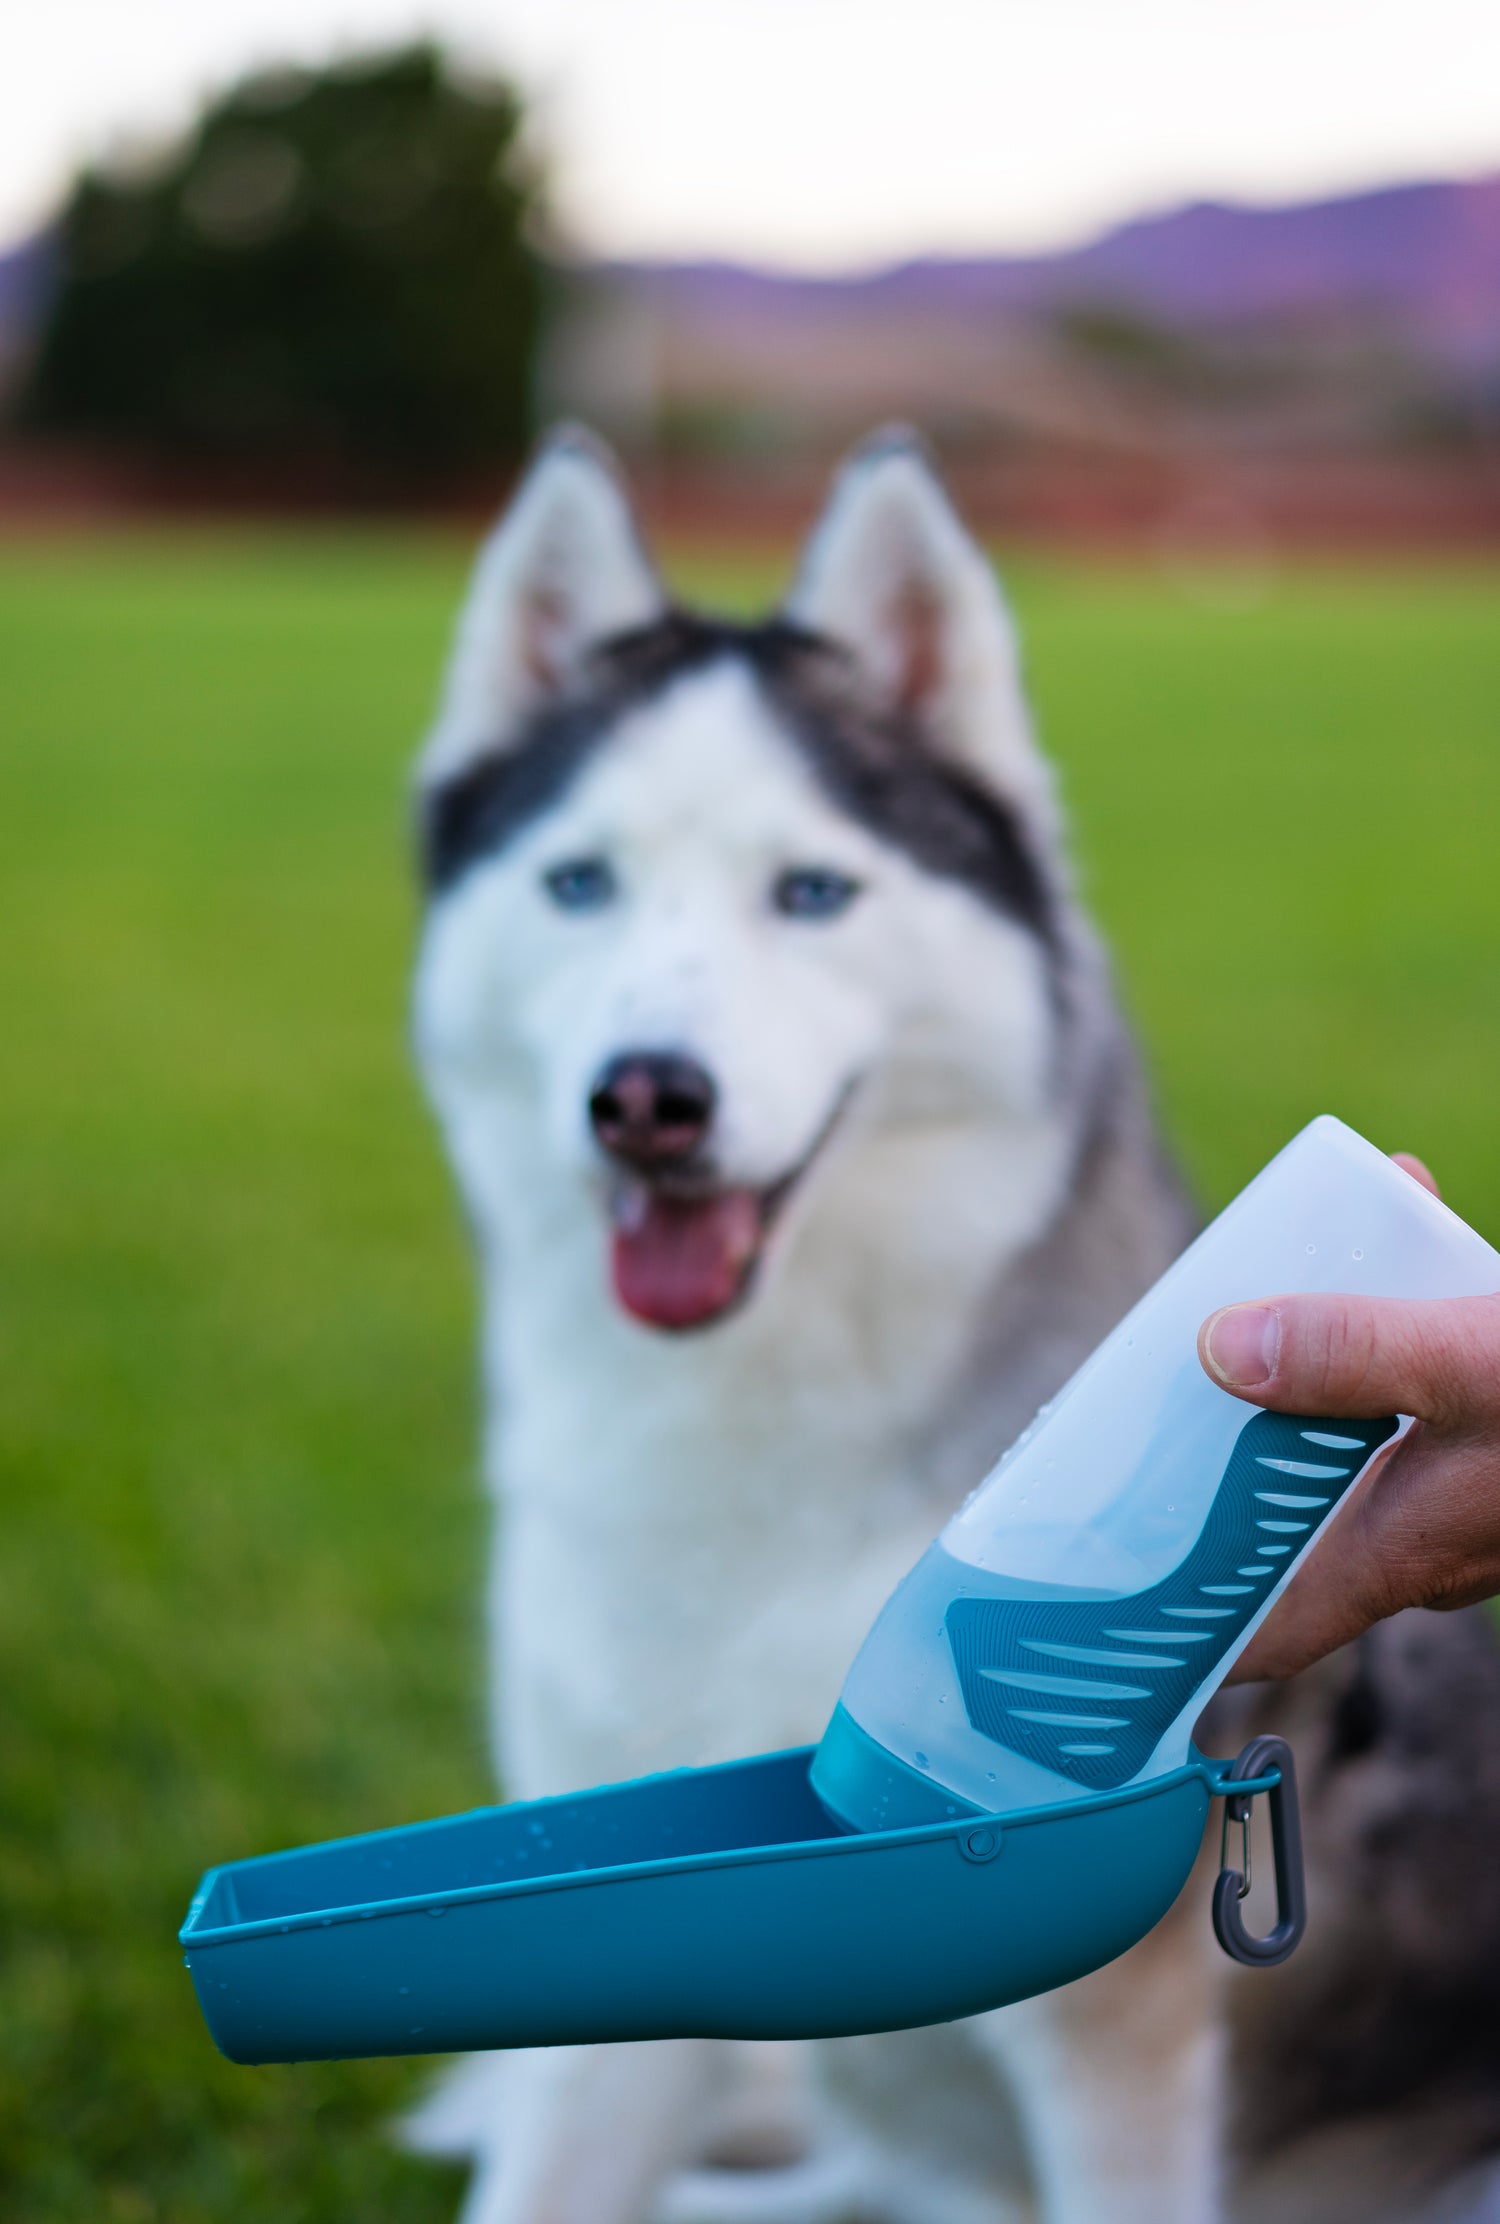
[543,858,617,912]
[773,867,862,921]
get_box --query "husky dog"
[407,430,1500,2224]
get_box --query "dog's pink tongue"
[611,1190,761,1330]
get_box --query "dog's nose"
[589,1052,716,1167]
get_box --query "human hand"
[1197,1156,1500,1682]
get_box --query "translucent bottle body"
[817,1118,1500,1827]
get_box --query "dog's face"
[415,431,1068,1332]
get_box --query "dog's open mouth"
[605,1086,856,1332]
[608,1180,791,1332]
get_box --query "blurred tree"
[22,45,544,472]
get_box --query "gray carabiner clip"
[1211,1733,1306,1968]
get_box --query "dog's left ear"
[786,430,1054,823]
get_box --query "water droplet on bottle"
[398,1986,410,1996]
[1306,1243,1317,1255]
[914,1752,930,1769]
[1352,1248,1364,1261]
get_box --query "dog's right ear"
[420,428,664,786]
[786,429,1056,831]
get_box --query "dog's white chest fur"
[476,1110,1075,1796]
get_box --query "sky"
[4,0,1499,269]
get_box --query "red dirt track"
[2,440,1498,553]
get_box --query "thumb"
[1198,1291,1500,1433]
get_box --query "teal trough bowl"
[181,1745,1222,2064]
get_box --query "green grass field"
[2,530,1498,2219]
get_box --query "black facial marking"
[751,627,1057,946]
[420,614,754,894]
[420,609,1055,951]
[423,699,615,895]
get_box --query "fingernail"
[1204,1304,1280,1388]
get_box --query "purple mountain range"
[2,168,1497,393]
[616,172,1500,366]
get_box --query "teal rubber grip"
[946,1408,1397,1792]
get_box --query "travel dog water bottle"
[182,1117,1500,2063]
[812,1116,1499,1839]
